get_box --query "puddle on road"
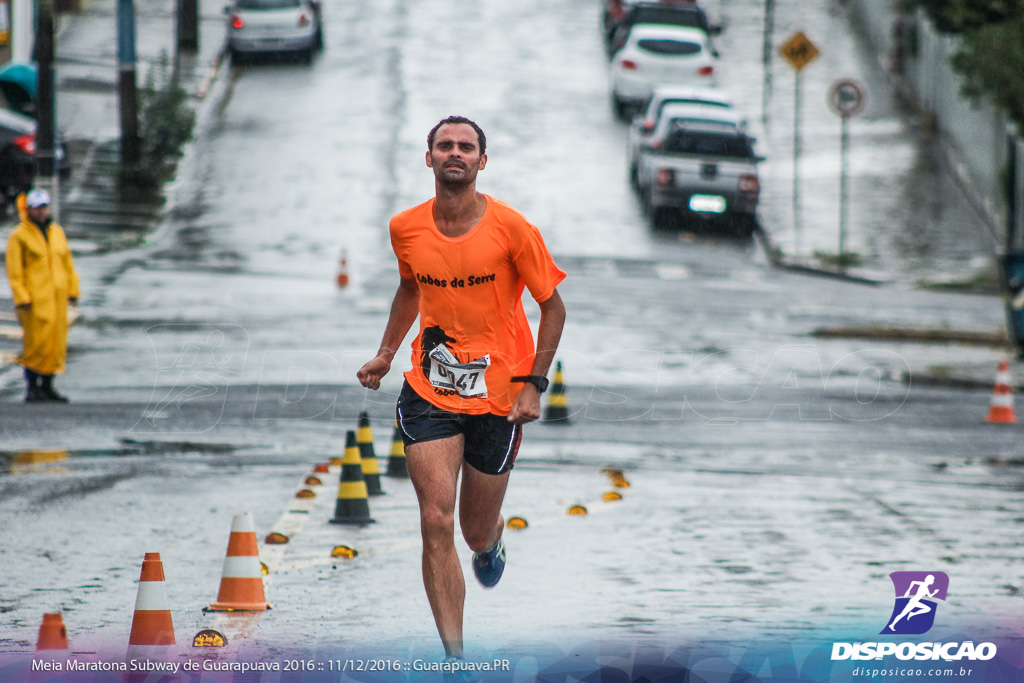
[0,440,246,477]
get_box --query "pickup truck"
[626,86,734,184]
[634,105,762,234]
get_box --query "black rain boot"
[25,369,46,403]
[40,375,70,403]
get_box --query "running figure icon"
[888,574,938,631]
[881,571,949,635]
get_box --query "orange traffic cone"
[336,250,350,288]
[36,613,69,651]
[127,553,176,660]
[985,360,1017,424]
[205,512,271,612]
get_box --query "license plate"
[689,194,726,213]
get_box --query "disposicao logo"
[831,571,997,663]
[881,571,949,635]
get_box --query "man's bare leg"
[459,464,510,553]
[407,435,467,657]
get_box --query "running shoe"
[442,656,475,683]
[471,538,505,588]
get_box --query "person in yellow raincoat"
[5,189,80,402]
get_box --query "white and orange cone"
[985,360,1017,424]
[205,512,271,612]
[336,249,350,288]
[30,613,71,683]
[127,553,176,661]
[36,613,69,652]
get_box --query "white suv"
[609,24,717,119]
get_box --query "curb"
[811,326,1012,348]
[903,369,1024,392]
[755,226,889,287]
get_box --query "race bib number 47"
[428,346,490,398]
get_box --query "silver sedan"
[226,0,323,62]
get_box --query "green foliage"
[902,0,1024,132]
[902,0,1022,34]
[949,14,1024,132]
[813,251,863,269]
[121,52,196,191]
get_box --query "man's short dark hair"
[427,116,486,156]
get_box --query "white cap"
[26,189,51,208]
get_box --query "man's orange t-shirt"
[390,195,566,416]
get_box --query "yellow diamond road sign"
[779,31,820,72]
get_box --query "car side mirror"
[223,5,231,14]
[709,23,723,36]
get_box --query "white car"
[609,24,717,119]
[626,85,734,183]
[226,0,323,62]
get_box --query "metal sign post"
[761,0,775,127]
[779,31,820,252]
[828,78,867,259]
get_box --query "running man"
[356,115,566,661]
[888,574,939,631]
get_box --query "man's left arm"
[508,289,566,424]
[60,228,80,304]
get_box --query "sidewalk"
[0,0,227,245]
[0,0,227,381]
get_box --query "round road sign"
[828,78,867,119]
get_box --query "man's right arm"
[356,276,420,390]
[5,236,31,309]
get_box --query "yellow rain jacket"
[5,193,80,375]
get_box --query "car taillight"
[231,14,244,29]
[13,134,35,155]
[697,65,714,77]
[739,174,760,194]
[642,120,655,133]
[298,11,311,26]
[621,59,639,71]
[656,168,674,186]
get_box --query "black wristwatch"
[511,375,549,393]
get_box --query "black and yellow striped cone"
[386,421,409,478]
[357,412,384,495]
[543,360,570,423]
[329,430,375,526]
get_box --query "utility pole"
[177,0,198,54]
[34,0,58,219]
[117,0,140,169]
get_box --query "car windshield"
[237,0,300,9]
[655,98,729,118]
[663,129,754,158]
[629,7,706,30]
[637,39,702,56]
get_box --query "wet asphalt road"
[1,0,1022,669]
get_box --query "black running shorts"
[396,381,522,475]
